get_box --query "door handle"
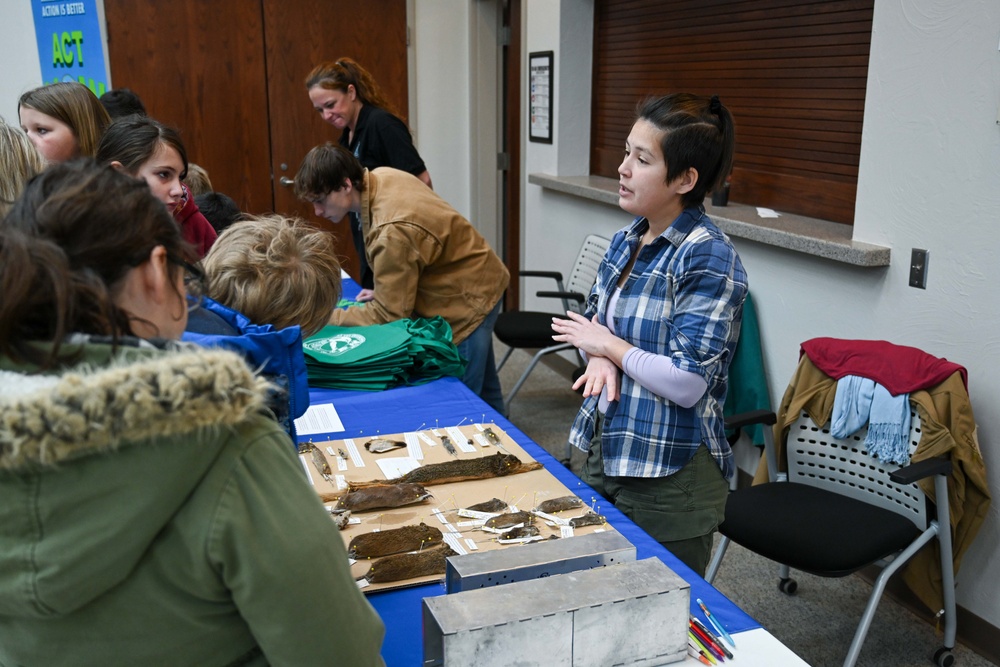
[279,176,294,187]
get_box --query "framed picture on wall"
[529,51,553,143]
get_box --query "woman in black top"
[305,58,432,299]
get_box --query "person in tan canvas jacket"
[295,143,509,412]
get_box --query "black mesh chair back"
[494,234,610,415]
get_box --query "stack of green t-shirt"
[302,317,467,391]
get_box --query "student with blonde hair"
[0,118,44,215]
[184,162,213,196]
[202,214,342,338]
[18,81,111,163]
[188,214,342,438]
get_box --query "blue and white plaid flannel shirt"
[568,206,748,480]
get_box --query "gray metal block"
[423,558,690,667]
[428,611,573,667]
[445,530,636,593]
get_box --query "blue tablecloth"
[306,378,760,666]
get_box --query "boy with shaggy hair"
[201,214,342,338]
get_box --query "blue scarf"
[831,375,911,465]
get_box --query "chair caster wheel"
[778,578,797,595]
[933,646,955,667]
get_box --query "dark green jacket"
[0,341,384,666]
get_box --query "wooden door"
[502,0,521,310]
[104,0,273,213]
[104,0,409,281]
[262,0,408,281]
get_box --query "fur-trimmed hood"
[0,343,279,618]
[0,347,271,470]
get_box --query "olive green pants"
[579,415,729,577]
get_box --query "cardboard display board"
[300,424,613,593]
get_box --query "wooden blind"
[591,0,874,225]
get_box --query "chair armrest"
[890,456,952,485]
[537,290,586,304]
[520,270,563,281]
[724,410,780,483]
[724,409,776,431]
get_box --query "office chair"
[494,234,610,414]
[706,365,962,667]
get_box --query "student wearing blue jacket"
[185,214,343,438]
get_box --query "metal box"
[423,558,690,667]
[445,530,636,593]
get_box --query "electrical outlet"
[909,248,929,289]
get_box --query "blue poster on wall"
[31,0,108,96]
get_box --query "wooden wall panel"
[105,0,410,281]
[262,0,409,281]
[503,0,522,310]
[591,0,874,224]
[104,0,273,213]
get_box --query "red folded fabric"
[800,337,968,395]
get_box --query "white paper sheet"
[294,403,345,435]
[404,431,424,460]
[342,439,365,468]
[446,426,477,453]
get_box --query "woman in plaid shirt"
[552,93,748,576]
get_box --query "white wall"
[0,2,44,121]
[518,0,1000,630]
[412,0,501,248]
[412,1,472,220]
[522,0,602,292]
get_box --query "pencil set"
[687,615,734,664]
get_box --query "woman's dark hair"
[0,159,195,368]
[95,115,189,179]
[305,58,402,120]
[99,87,147,119]
[294,142,366,199]
[194,191,244,234]
[636,93,735,207]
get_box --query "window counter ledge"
[528,173,891,268]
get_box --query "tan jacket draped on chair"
[756,353,991,613]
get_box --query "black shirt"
[339,105,428,289]
[338,104,427,176]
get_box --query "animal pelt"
[0,349,272,470]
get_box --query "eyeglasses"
[169,255,206,311]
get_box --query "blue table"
[306,378,760,666]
